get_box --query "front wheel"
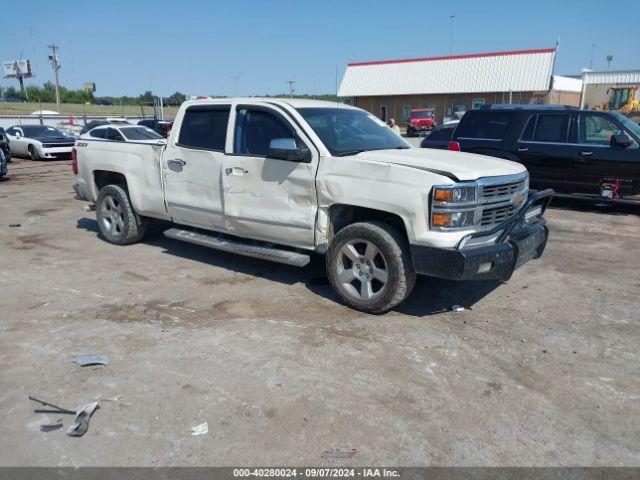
[28,145,40,161]
[326,221,416,314]
[96,184,149,245]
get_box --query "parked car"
[450,104,640,204]
[80,119,130,135]
[420,124,457,150]
[5,125,75,160]
[406,109,435,136]
[80,124,166,143]
[138,118,173,137]
[0,147,7,178]
[74,98,552,314]
[0,127,12,163]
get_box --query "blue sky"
[1,0,638,97]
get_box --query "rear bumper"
[410,189,554,281]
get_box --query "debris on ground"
[191,422,208,436]
[9,224,21,228]
[321,447,357,459]
[73,354,108,367]
[451,305,465,313]
[29,396,76,415]
[29,396,100,437]
[67,402,100,437]
[39,422,64,433]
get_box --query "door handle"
[579,151,593,157]
[225,167,249,176]
[517,147,529,152]
[168,159,186,167]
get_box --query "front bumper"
[410,189,554,281]
[41,146,73,159]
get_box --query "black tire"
[28,145,40,161]
[96,184,149,245]
[326,221,416,314]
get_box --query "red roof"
[348,48,556,67]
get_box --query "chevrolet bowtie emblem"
[513,194,524,206]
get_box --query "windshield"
[297,107,409,156]
[613,112,640,139]
[120,126,163,140]
[411,111,432,118]
[22,126,64,138]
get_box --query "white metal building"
[338,47,582,124]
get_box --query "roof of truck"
[183,97,356,110]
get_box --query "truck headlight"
[432,185,477,205]
[432,210,476,228]
[430,184,478,231]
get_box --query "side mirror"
[610,133,633,148]
[269,138,311,163]
[15,132,22,139]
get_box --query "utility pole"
[606,54,613,69]
[589,43,595,69]
[47,44,61,112]
[286,79,295,98]
[449,14,456,55]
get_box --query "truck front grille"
[481,204,519,227]
[481,179,526,201]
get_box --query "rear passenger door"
[163,104,230,229]
[515,113,575,191]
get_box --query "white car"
[6,125,76,160]
[80,124,166,144]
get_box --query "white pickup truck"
[74,98,553,313]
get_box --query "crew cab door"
[162,104,230,229]
[569,112,640,195]
[222,104,318,248]
[515,112,574,191]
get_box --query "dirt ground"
[0,158,638,467]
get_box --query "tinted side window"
[178,106,230,150]
[6,128,16,136]
[429,127,454,142]
[533,114,570,143]
[106,128,124,141]
[456,112,514,140]
[90,128,106,139]
[234,108,295,156]
[579,114,623,145]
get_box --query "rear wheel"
[96,184,149,245]
[326,221,416,314]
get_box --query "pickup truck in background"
[74,98,553,313]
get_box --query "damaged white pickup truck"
[74,99,553,313]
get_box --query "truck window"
[532,114,570,143]
[234,108,295,157]
[90,128,107,139]
[456,112,513,140]
[106,128,124,141]
[178,106,230,151]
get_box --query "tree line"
[0,82,343,106]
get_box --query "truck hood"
[355,148,526,181]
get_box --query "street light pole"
[47,44,61,112]
[286,80,295,98]
[589,43,595,69]
[449,14,455,55]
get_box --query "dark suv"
[450,105,640,204]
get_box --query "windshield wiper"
[335,149,367,157]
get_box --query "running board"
[163,228,311,267]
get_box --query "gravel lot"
[0,157,639,466]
